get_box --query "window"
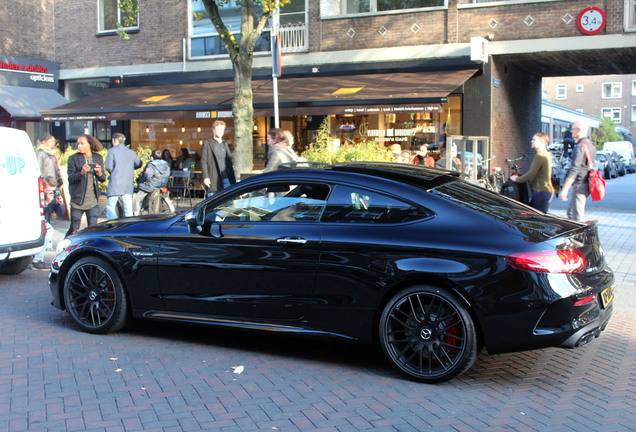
[190,0,307,58]
[556,84,566,100]
[459,0,567,4]
[321,185,430,223]
[321,0,445,17]
[632,105,636,122]
[601,107,621,124]
[602,82,622,99]
[576,84,584,93]
[632,80,636,96]
[626,0,636,32]
[99,0,138,32]
[204,182,328,223]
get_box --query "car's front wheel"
[379,286,479,383]
[63,257,129,334]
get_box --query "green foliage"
[300,118,394,164]
[593,117,622,149]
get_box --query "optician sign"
[0,55,59,89]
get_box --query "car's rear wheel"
[63,257,129,334]
[0,256,33,275]
[379,286,478,383]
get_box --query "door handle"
[276,236,307,245]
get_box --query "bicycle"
[504,155,527,178]
[476,156,505,192]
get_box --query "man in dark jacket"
[559,120,596,221]
[201,120,236,198]
[134,150,171,215]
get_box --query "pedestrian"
[36,133,63,187]
[559,120,596,221]
[104,132,142,219]
[262,128,300,172]
[65,134,107,237]
[134,149,171,215]
[31,177,65,270]
[201,120,236,197]
[511,132,554,213]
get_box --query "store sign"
[0,55,59,89]
[343,105,441,114]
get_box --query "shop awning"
[41,69,479,121]
[0,85,69,120]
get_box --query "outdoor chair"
[168,170,193,208]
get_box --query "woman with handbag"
[511,132,554,213]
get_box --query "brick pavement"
[1,206,635,431]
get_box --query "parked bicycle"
[476,156,505,193]
[116,187,175,218]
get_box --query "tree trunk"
[231,51,255,177]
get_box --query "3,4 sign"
[577,7,606,35]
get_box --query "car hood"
[73,213,180,236]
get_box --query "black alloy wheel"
[379,286,478,383]
[63,257,129,334]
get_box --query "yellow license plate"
[601,286,614,308]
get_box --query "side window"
[203,182,329,222]
[321,185,430,223]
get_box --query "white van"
[0,127,46,274]
[603,141,635,173]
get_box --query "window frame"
[555,84,567,100]
[626,0,636,32]
[321,0,447,19]
[458,0,567,8]
[602,82,623,99]
[97,0,139,34]
[188,0,308,59]
[601,107,622,124]
[575,84,584,93]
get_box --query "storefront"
[0,55,68,141]
[41,66,477,170]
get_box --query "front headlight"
[56,238,72,256]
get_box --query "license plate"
[601,286,614,308]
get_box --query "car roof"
[273,161,462,191]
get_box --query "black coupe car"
[50,162,614,383]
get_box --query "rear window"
[432,181,535,218]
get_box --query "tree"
[118,0,290,174]
[593,117,622,149]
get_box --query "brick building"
[2,0,636,174]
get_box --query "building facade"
[543,74,636,142]
[2,0,636,174]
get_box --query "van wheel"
[63,257,129,334]
[0,256,33,275]
[379,285,479,383]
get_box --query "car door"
[156,181,328,320]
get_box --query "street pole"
[271,7,281,128]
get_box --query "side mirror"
[185,209,202,234]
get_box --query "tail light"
[505,249,587,273]
[37,177,46,235]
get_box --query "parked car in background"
[50,162,614,383]
[597,153,617,179]
[602,141,635,173]
[608,151,626,176]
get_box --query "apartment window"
[575,84,584,93]
[601,107,621,124]
[626,0,636,31]
[99,0,138,32]
[321,0,445,17]
[632,105,636,122]
[602,82,622,99]
[632,80,636,96]
[556,84,566,100]
[190,0,307,57]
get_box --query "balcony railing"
[280,24,307,53]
